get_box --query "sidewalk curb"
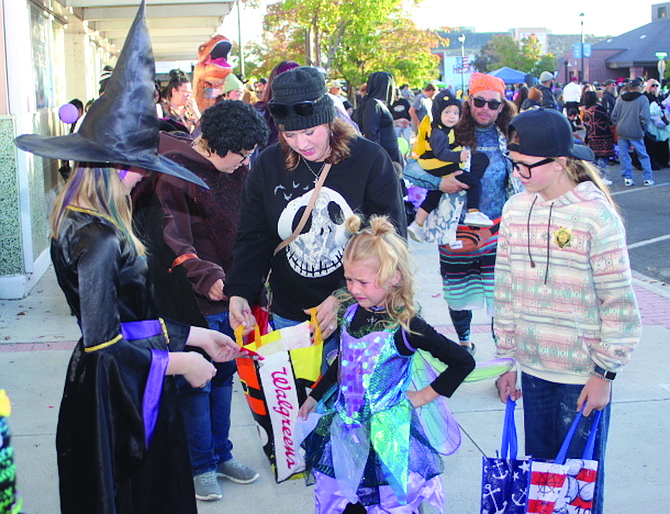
[631,270,670,300]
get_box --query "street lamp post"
[580,13,584,82]
[237,0,245,78]
[458,34,466,96]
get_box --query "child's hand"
[187,326,247,362]
[168,352,217,389]
[577,377,612,416]
[460,149,471,162]
[299,396,317,420]
[496,371,521,403]
[406,386,439,408]
[207,278,227,301]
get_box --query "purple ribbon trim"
[121,320,162,340]
[143,349,168,447]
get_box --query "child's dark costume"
[415,91,488,214]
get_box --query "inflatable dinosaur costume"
[193,35,234,113]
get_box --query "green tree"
[248,0,441,96]
[474,33,558,77]
[519,34,543,72]
[532,54,558,78]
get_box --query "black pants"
[420,170,482,214]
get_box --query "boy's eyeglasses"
[471,97,502,110]
[507,157,554,179]
[268,97,324,118]
[234,150,254,162]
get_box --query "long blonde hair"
[561,157,617,207]
[50,164,145,255]
[339,215,415,332]
[278,117,356,171]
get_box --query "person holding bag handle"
[225,66,406,362]
[493,108,641,514]
[13,3,251,511]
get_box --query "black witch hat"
[15,1,206,188]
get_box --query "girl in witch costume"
[14,3,251,513]
[297,215,475,513]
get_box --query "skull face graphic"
[277,187,353,278]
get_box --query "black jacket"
[357,71,402,164]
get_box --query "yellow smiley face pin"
[553,227,572,249]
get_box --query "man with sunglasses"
[404,72,519,355]
[133,100,270,501]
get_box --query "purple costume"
[302,305,446,513]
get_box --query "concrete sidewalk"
[1,241,668,513]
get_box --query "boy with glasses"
[133,100,270,501]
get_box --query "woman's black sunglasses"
[268,97,323,118]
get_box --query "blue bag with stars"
[480,398,531,514]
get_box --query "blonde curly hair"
[339,214,416,332]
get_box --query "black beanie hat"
[432,89,462,126]
[270,66,335,131]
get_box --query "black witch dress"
[50,206,197,514]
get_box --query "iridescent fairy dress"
[301,304,447,513]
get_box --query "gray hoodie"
[611,91,650,139]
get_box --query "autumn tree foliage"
[473,33,557,76]
[245,0,442,93]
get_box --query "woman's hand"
[496,371,521,403]
[298,396,317,420]
[305,295,339,340]
[406,386,439,408]
[577,376,612,416]
[167,352,216,388]
[207,279,227,302]
[439,172,470,193]
[228,296,256,335]
[187,326,247,362]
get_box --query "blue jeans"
[403,159,442,189]
[521,373,610,514]
[618,137,653,181]
[176,311,237,475]
[272,313,339,372]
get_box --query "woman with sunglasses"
[494,108,640,514]
[225,66,406,363]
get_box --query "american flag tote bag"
[526,407,603,514]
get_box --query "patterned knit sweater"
[494,181,641,384]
